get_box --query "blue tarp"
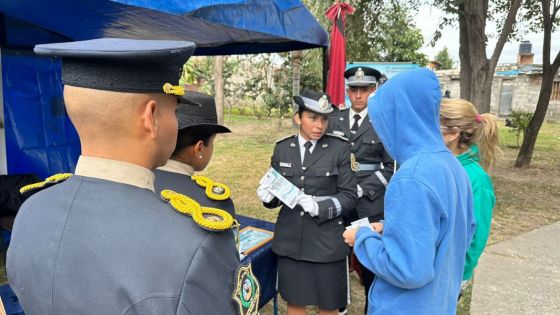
[0,0,327,177]
[2,48,80,178]
[1,0,327,55]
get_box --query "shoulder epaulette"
[275,134,297,144]
[160,189,237,232]
[326,133,349,142]
[191,175,231,201]
[19,173,73,197]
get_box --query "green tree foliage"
[435,46,455,69]
[300,0,428,89]
[345,1,427,65]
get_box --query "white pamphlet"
[260,167,303,209]
[345,217,374,231]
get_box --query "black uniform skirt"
[277,256,347,310]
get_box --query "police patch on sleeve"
[232,263,260,315]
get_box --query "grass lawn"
[1,115,558,314]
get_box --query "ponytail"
[476,113,501,170]
[440,98,502,171]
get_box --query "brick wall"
[436,71,560,120]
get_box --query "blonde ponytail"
[440,98,502,171]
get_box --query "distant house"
[436,41,560,120]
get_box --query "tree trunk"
[214,56,224,124]
[292,50,303,128]
[458,0,522,113]
[515,0,560,168]
[458,0,492,113]
[514,70,555,168]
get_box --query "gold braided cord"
[19,182,44,194]
[191,175,231,201]
[195,207,234,231]
[160,189,234,231]
[19,173,73,194]
[162,83,185,96]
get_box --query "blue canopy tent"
[0,0,328,178]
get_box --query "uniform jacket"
[7,175,239,315]
[154,168,236,216]
[457,145,495,280]
[327,107,394,221]
[354,68,476,315]
[264,134,357,263]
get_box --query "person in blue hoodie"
[342,68,476,314]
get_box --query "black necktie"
[351,114,361,131]
[303,141,313,165]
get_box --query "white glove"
[357,184,364,198]
[257,184,274,203]
[297,194,319,217]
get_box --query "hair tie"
[476,114,481,123]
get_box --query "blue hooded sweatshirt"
[354,68,476,314]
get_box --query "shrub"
[507,110,534,148]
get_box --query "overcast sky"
[414,6,560,66]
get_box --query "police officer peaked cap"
[344,66,381,87]
[33,38,196,96]
[293,90,333,115]
[177,91,231,134]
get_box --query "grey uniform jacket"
[263,134,357,263]
[328,107,395,221]
[7,176,239,315]
[153,169,236,216]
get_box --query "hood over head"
[368,68,446,162]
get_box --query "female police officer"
[257,91,356,315]
[154,91,235,215]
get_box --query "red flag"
[325,1,355,107]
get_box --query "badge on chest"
[332,130,345,137]
[232,263,261,315]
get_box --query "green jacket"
[458,145,496,280]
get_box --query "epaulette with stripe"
[19,173,73,197]
[275,134,297,144]
[326,133,349,142]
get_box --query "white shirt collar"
[157,159,195,177]
[298,134,317,151]
[349,107,368,128]
[74,155,155,192]
[297,134,317,163]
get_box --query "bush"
[229,107,241,116]
[239,107,254,117]
[507,111,534,148]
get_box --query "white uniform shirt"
[297,134,317,163]
[349,107,368,130]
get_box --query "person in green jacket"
[439,98,502,292]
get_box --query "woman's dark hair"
[172,130,214,156]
